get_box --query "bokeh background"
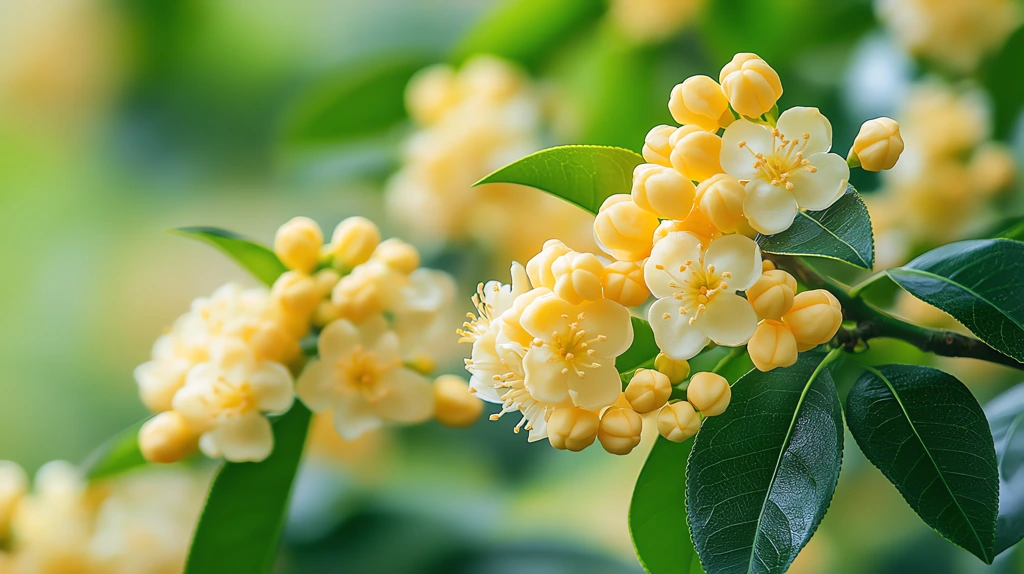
[2,0,1024,572]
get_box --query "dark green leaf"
[185,403,312,574]
[984,383,1024,555]
[172,227,287,287]
[82,419,148,481]
[846,365,999,563]
[885,239,1024,363]
[687,352,844,574]
[450,0,602,69]
[475,145,644,214]
[756,185,874,269]
[986,216,1024,241]
[617,317,658,374]
[982,26,1024,141]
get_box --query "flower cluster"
[0,461,203,574]
[136,217,469,463]
[608,0,704,44]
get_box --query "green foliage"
[885,239,1024,363]
[172,227,288,287]
[81,419,148,481]
[984,383,1024,555]
[185,403,312,574]
[991,216,1024,241]
[686,352,844,574]
[475,145,644,214]
[982,26,1024,141]
[846,365,999,563]
[617,317,659,374]
[756,186,874,269]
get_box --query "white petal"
[251,361,295,414]
[567,364,622,411]
[776,107,832,155]
[373,368,434,424]
[212,412,274,462]
[704,234,763,291]
[720,119,772,180]
[318,319,360,360]
[578,298,634,357]
[522,347,572,406]
[332,396,382,440]
[647,297,710,360]
[743,180,799,235]
[697,293,758,347]
[526,417,548,442]
[509,261,531,298]
[644,232,703,299]
[789,152,849,211]
[519,292,573,344]
[295,359,336,413]
[199,433,221,458]
[172,366,220,430]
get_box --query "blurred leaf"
[280,57,430,150]
[687,352,844,574]
[81,419,148,482]
[476,145,644,214]
[451,0,603,69]
[185,403,311,574]
[987,216,1024,241]
[984,382,1024,555]
[617,317,658,374]
[173,227,287,287]
[982,27,1024,141]
[756,186,873,269]
[847,365,999,564]
[885,239,1024,363]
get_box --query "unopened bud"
[329,217,380,269]
[598,407,643,455]
[970,144,1017,195]
[655,353,690,384]
[273,270,322,317]
[602,260,649,307]
[312,268,341,296]
[547,406,600,451]
[783,289,843,347]
[745,269,797,320]
[406,64,459,125]
[625,368,672,413]
[250,321,301,364]
[695,173,746,233]
[851,117,904,172]
[631,164,696,220]
[139,411,199,464]
[331,261,392,323]
[433,375,483,428]
[594,195,660,262]
[657,401,701,442]
[642,124,676,166]
[526,239,571,290]
[669,75,732,132]
[748,320,799,372]
[670,126,724,182]
[551,251,605,304]
[686,372,731,416]
[762,259,776,272]
[719,53,782,119]
[275,217,323,273]
[373,238,420,274]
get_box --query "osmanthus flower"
[296,315,433,440]
[645,231,762,359]
[173,340,295,462]
[721,107,850,234]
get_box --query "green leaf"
[81,419,148,481]
[981,26,1024,141]
[280,56,430,149]
[185,403,312,574]
[984,383,1024,555]
[885,239,1024,363]
[476,145,644,215]
[988,216,1024,241]
[450,0,603,69]
[686,352,844,574]
[617,317,658,374]
[173,227,288,287]
[756,185,874,269]
[846,365,999,563]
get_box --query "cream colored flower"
[669,75,732,132]
[546,406,600,451]
[297,316,432,440]
[721,107,850,234]
[719,53,783,119]
[645,232,761,359]
[593,194,660,262]
[748,319,799,372]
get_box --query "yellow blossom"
[669,125,724,182]
[594,194,660,262]
[668,75,732,132]
[274,216,323,274]
[631,163,697,220]
[624,368,672,413]
[657,401,701,442]
[719,53,783,119]
[852,117,904,171]
[433,375,484,428]
[546,406,600,451]
[598,407,643,455]
[686,372,731,416]
[601,260,649,307]
[748,320,799,372]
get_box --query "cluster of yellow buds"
[607,0,704,44]
[0,460,202,573]
[136,216,465,463]
[385,56,595,264]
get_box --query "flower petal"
[332,396,382,440]
[212,412,274,462]
[743,180,799,235]
[373,368,434,424]
[295,359,336,413]
[697,292,758,347]
[720,119,772,180]
[704,234,763,291]
[647,297,710,360]
[519,292,573,344]
[776,107,832,155]
[251,361,296,415]
[568,364,622,411]
[318,319,360,360]
[789,152,849,211]
[522,346,572,406]
[645,232,703,299]
[578,298,634,357]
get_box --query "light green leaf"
[617,317,658,375]
[847,365,999,563]
[475,145,644,215]
[185,403,312,574]
[984,382,1024,555]
[756,185,874,269]
[885,239,1024,363]
[82,419,148,482]
[687,352,844,574]
[172,227,287,287]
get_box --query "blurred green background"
[2,0,1024,572]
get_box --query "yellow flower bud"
[547,406,600,451]
[655,353,690,384]
[631,163,696,220]
[762,259,776,272]
[312,301,340,328]
[594,195,660,262]
[551,251,605,304]
[598,407,643,455]
[139,411,199,464]
[783,289,843,347]
[526,239,571,289]
[406,64,459,125]
[970,143,1017,195]
[373,238,420,274]
[852,117,904,172]
[250,321,301,364]
[669,126,724,182]
[408,354,436,375]
[745,269,797,320]
[719,53,783,119]
[602,260,649,307]
[642,124,676,166]
[668,75,732,132]
[748,320,799,372]
[275,217,323,273]
[331,262,393,323]
[272,270,323,317]
[329,216,381,269]
[433,375,483,428]
[625,368,672,413]
[686,372,731,416]
[695,173,746,233]
[657,401,701,443]
[313,268,341,296]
